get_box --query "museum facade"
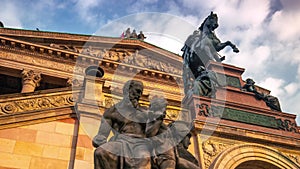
[0,28,299,169]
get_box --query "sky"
[1,0,300,124]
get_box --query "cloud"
[95,13,196,55]
[279,0,300,12]
[284,82,299,96]
[73,0,104,24]
[258,77,285,96]
[283,90,300,122]
[269,10,300,41]
[0,0,71,30]
[125,0,160,13]
[0,1,23,28]
[145,33,184,54]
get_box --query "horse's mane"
[198,17,208,31]
[198,13,218,31]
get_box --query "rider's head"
[193,30,200,35]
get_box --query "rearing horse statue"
[181,12,239,94]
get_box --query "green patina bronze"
[215,73,241,88]
[221,107,279,129]
[226,76,241,88]
[197,104,279,129]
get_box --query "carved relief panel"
[198,136,236,169]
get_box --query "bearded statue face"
[128,85,143,107]
[123,80,144,107]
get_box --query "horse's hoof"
[220,56,225,61]
[233,48,239,53]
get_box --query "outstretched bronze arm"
[92,106,115,147]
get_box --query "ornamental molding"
[0,91,75,115]
[0,50,183,98]
[284,153,300,166]
[210,144,300,169]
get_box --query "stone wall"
[0,119,76,169]
[73,124,94,169]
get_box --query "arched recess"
[235,160,280,169]
[209,144,299,169]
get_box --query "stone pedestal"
[82,76,105,106]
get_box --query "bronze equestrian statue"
[182,12,239,94]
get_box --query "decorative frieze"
[78,46,182,75]
[121,50,182,75]
[0,93,74,115]
[277,119,299,133]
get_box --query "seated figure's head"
[123,80,144,107]
[150,96,167,111]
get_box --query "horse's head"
[199,12,219,32]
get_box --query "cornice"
[0,28,182,62]
[0,35,183,79]
[0,35,85,61]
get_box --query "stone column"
[81,66,105,105]
[21,69,42,93]
[83,76,105,104]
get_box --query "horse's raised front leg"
[226,41,239,53]
[215,41,239,53]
